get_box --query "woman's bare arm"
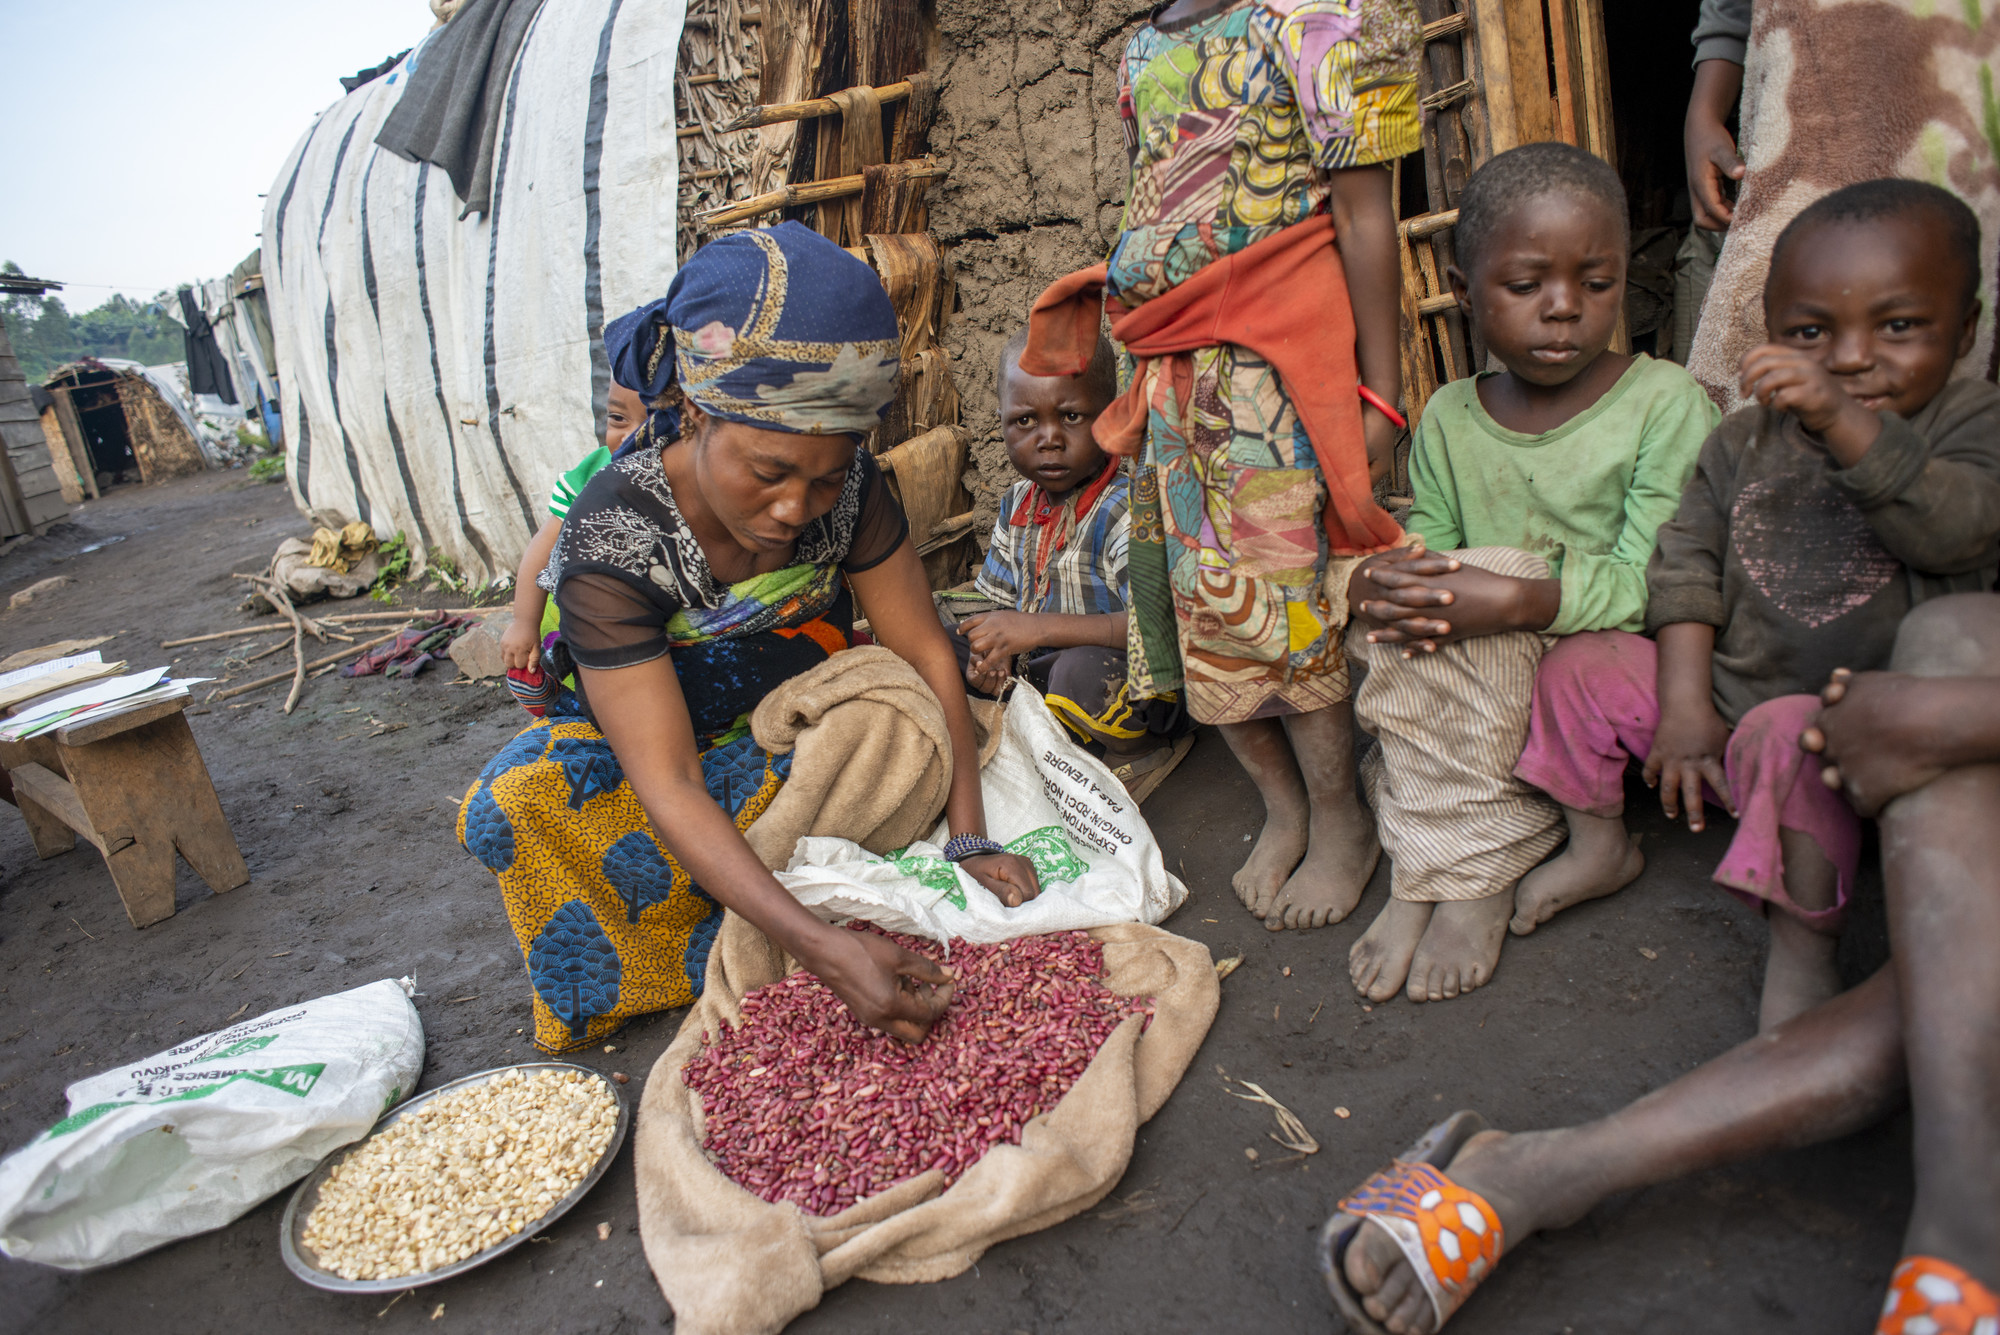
[580,656,954,1040]
[1327,164,1403,487]
[849,538,1043,906]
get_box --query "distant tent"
[263,0,685,579]
[39,359,215,494]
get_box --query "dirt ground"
[2,472,1909,1334]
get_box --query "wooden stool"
[0,696,249,927]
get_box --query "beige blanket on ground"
[634,913,1218,1335]
[742,645,1002,870]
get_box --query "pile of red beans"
[681,927,1153,1216]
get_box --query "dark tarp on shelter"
[176,288,237,405]
[373,0,547,218]
[342,49,412,94]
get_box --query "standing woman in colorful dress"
[1026,0,1419,929]
[460,223,1038,1053]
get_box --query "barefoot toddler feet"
[1233,816,1308,921]
[1407,893,1513,1002]
[1510,834,1644,936]
[1511,809,1644,936]
[1268,796,1380,931]
[1350,898,1431,1000]
[1269,828,1379,931]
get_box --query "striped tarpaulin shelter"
[264,0,686,580]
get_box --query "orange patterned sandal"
[1317,1111,1504,1334]
[1878,1256,2000,1335]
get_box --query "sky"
[0,0,437,311]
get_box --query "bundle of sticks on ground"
[161,593,489,714]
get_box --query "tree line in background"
[1,262,185,383]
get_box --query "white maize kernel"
[299,1069,617,1280]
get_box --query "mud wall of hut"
[928,0,1149,504]
[117,378,208,482]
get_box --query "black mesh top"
[543,443,907,674]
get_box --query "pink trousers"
[1513,630,1859,928]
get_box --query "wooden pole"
[163,612,459,648]
[209,627,408,702]
[320,607,487,623]
[1402,209,1459,240]
[697,160,946,227]
[253,584,309,714]
[722,81,914,133]
[163,625,280,648]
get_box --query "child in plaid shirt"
[955,325,1193,800]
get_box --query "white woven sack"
[772,684,1187,943]
[0,978,424,1269]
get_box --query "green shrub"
[248,456,285,484]
[427,553,464,592]
[370,534,413,603]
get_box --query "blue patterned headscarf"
[604,222,901,442]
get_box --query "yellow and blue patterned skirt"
[457,694,791,1053]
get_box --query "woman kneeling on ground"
[460,223,1038,1053]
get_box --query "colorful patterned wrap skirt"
[1122,340,1351,726]
[459,562,853,1053]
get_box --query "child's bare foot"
[1233,814,1308,920]
[1760,911,1842,1032]
[1217,718,1312,920]
[1267,794,1380,930]
[1350,898,1431,1000]
[1511,810,1644,935]
[1407,893,1513,1002]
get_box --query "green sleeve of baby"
[548,446,613,520]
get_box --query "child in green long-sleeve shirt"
[1343,143,1718,1007]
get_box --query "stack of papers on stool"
[0,665,212,743]
[0,652,128,712]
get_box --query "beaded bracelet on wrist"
[942,833,1005,863]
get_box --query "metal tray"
[279,1061,630,1294]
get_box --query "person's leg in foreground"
[1329,593,2000,1334]
[1845,597,2000,1326]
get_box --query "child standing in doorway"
[1345,143,1718,1004]
[1024,0,1422,930]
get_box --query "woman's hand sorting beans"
[683,927,1153,1217]
[799,925,956,1043]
